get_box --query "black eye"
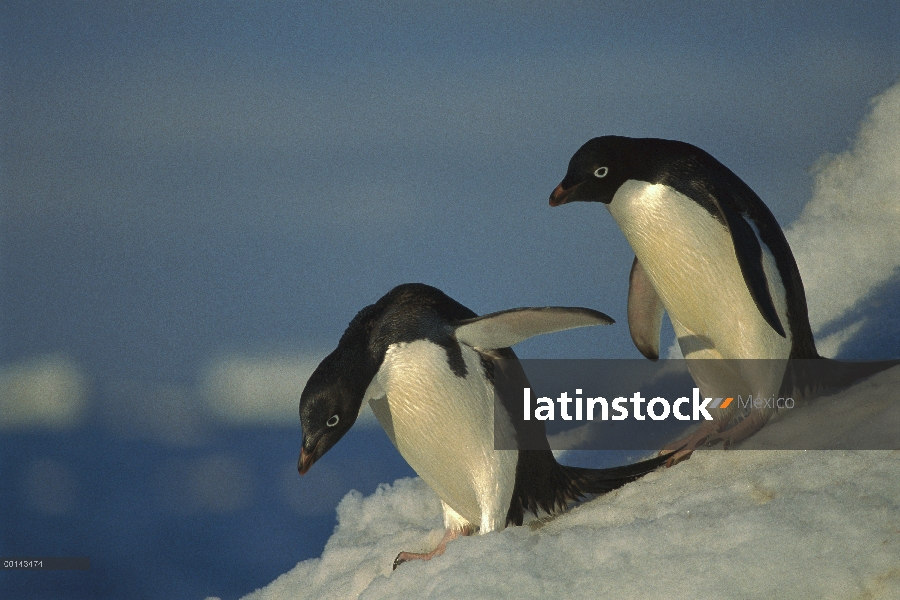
[594,167,608,178]
[326,415,340,427]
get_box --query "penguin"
[298,283,672,568]
[549,136,820,462]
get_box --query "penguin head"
[297,348,366,475]
[549,136,636,206]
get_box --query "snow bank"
[237,366,900,599]
[786,79,900,355]
[240,448,899,599]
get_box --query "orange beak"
[298,447,315,475]
[549,182,577,206]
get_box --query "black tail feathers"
[505,450,674,527]
[563,451,674,497]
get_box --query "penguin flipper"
[453,307,614,351]
[627,256,664,360]
[717,202,787,338]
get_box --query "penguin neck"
[328,308,384,413]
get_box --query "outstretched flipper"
[453,306,613,350]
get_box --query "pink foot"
[660,410,774,465]
[393,525,473,570]
[660,423,720,466]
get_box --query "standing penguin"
[549,136,820,462]
[298,283,671,567]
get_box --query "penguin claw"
[660,428,719,466]
[391,527,471,570]
[661,409,775,464]
[391,549,434,570]
[663,447,694,467]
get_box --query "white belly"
[368,340,518,532]
[608,180,791,362]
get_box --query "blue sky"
[4,2,899,371]
[2,2,899,598]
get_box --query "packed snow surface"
[240,448,899,600]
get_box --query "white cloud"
[786,79,900,351]
[201,354,323,425]
[0,354,88,429]
[201,352,380,428]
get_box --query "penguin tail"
[505,449,676,527]
[562,451,674,497]
[781,357,900,400]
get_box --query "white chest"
[608,180,791,360]
[367,340,518,532]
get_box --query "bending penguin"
[549,136,819,463]
[298,283,672,568]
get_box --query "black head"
[550,136,714,207]
[298,283,477,475]
[550,136,639,206]
[298,297,385,475]
[298,346,367,475]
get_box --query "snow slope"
[241,447,899,599]
[235,365,900,600]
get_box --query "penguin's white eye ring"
[594,167,609,178]
[326,415,340,427]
